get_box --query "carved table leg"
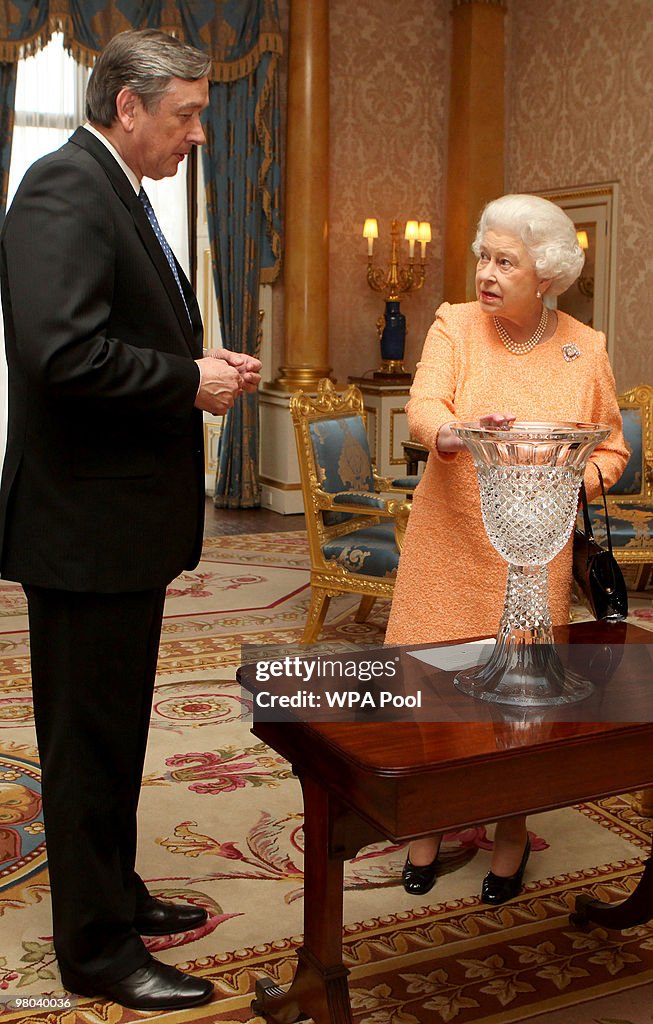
[251,774,353,1024]
[633,787,653,817]
[571,843,653,930]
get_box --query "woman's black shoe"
[402,853,439,896]
[481,837,531,905]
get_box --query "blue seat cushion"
[586,500,653,550]
[610,408,643,496]
[321,522,400,577]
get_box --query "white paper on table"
[407,639,495,673]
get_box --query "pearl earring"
[536,290,541,299]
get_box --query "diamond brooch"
[562,343,581,362]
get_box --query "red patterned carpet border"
[3,857,653,1023]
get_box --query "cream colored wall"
[327,0,449,383]
[505,0,653,390]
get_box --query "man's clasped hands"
[195,347,262,415]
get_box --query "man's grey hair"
[472,193,585,297]
[86,29,211,127]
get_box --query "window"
[8,33,87,206]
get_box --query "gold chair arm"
[373,471,393,490]
[386,497,412,551]
[316,488,412,549]
[314,488,394,518]
[373,471,416,495]
[314,488,337,511]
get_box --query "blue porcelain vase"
[380,300,406,362]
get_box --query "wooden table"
[402,438,429,475]
[238,621,653,1024]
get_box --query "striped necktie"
[139,186,191,322]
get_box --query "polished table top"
[241,621,653,840]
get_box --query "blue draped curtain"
[0,61,16,219]
[202,51,280,507]
[0,1,282,506]
[181,1,281,508]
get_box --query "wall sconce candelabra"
[363,217,431,380]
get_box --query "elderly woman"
[386,193,628,904]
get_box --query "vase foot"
[454,641,592,707]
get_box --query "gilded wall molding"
[541,186,614,202]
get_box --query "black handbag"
[572,465,628,621]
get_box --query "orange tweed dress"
[385,302,629,646]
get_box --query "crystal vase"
[451,422,610,707]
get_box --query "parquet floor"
[203,496,304,536]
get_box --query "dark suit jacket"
[0,127,205,591]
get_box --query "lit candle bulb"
[418,221,432,258]
[404,220,419,259]
[363,218,378,257]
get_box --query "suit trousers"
[24,584,167,988]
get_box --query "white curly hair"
[472,194,585,297]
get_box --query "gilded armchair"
[587,383,653,591]
[291,379,413,643]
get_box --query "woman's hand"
[436,423,465,452]
[478,411,517,429]
[437,412,517,453]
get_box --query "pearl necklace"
[493,306,549,355]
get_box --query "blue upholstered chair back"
[584,386,653,589]
[609,407,643,496]
[309,415,375,526]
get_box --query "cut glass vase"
[451,421,610,707]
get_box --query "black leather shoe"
[66,956,214,1011]
[481,837,531,905]
[402,853,439,896]
[134,895,208,935]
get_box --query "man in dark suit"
[0,29,261,1011]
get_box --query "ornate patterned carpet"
[1,531,653,1023]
